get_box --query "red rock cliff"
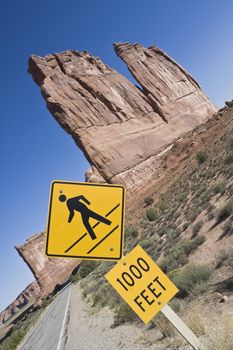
[28,42,216,193]
[15,233,80,296]
[0,281,40,325]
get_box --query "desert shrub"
[224,151,233,164]
[90,283,122,310]
[193,235,205,246]
[157,227,166,237]
[174,227,182,237]
[182,222,189,231]
[141,238,152,249]
[200,189,212,203]
[192,220,204,238]
[217,200,233,223]
[196,151,208,164]
[179,236,205,255]
[223,220,232,235]
[125,225,138,238]
[216,248,233,268]
[158,199,167,213]
[92,284,111,308]
[79,260,98,279]
[159,256,178,273]
[172,264,211,298]
[144,195,154,205]
[168,298,182,313]
[159,236,205,272]
[81,279,100,299]
[0,308,42,350]
[113,302,138,327]
[191,281,209,296]
[41,296,52,308]
[207,210,215,220]
[155,313,176,338]
[207,203,215,213]
[146,208,157,221]
[211,180,227,195]
[0,329,25,350]
[187,313,205,337]
[188,207,202,222]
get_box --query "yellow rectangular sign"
[46,181,125,260]
[105,245,178,324]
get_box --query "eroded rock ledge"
[28,42,216,193]
[15,233,80,296]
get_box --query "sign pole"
[160,304,202,350]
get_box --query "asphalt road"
[19,284,71,350]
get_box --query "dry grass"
[208,316,233,350]
[187,313,205,337]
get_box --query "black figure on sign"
[59,194,111,240]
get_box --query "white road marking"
[56,285,72,350]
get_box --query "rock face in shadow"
[28,42,216,193]
[15,233,80,296]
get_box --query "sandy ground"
[65,284,194,350]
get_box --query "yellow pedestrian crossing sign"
[46,181,125,260]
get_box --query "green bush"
[196,151,208,164]
[172,264,211,298]
[193,235,205,246]
[0,309,42,350]
[144,196,154,205]
[41,295,53,308]
[212,181,227,195]
[113,302,138,327]
[182,222,189,231]
[159,236,205,273]
[141,238,152,249]
[207,210,215,221]
[223,220,232,235]
[168,298,182,313]
[217,200,233,223]
[178,236,205,255]
[188,207,202,222]
[224,151,233,164]
[125,225,138,237]
[0,329,25,350]
[158,199,167,213]
[216,249,233,268]
[192,220,204,238]
[157,227,166,237]
[79,261,97,279]
[146,208,157,221]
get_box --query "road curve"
[19,284,71,350]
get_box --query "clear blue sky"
[1,0,233,312]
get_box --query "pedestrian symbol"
[46,181,125,260]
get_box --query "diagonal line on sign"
[64,203,120,253]
[64,232,88,253]
[87,225,119,254]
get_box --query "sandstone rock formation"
[15,232,80,296]
[0,281,40,325]
[28,42,216,193]
[15,42,217,300]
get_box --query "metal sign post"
[160,304,201,350]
